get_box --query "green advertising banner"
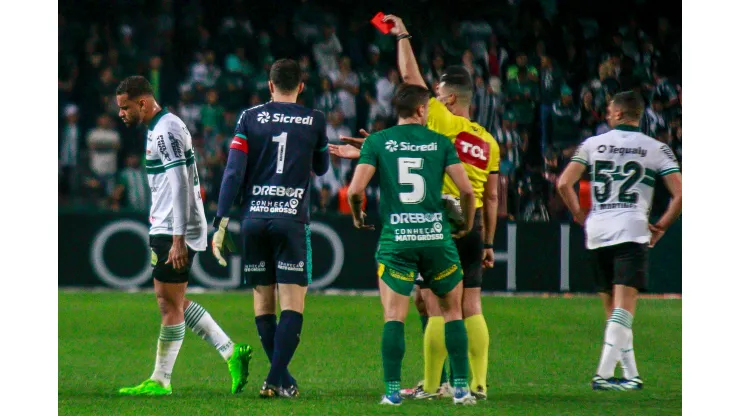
[58,212,681,293]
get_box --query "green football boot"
[118,379,172,396]
[228,343,253,394]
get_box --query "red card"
[371,12,394,34]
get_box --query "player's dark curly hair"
[393,83,431,118]
[116,76,154,98]
[611,91,645,121]
[270,59,302,93]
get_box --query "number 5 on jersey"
[398,157,425,204]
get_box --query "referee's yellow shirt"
[426,98,500,208]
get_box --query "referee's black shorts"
[418,209,483,290]
[593,242,649,293]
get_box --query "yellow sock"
[465,314,489,392]
[423,316,446,393]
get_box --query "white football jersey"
[572,125,680,249]
[145,110,207,251]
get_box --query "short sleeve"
[443,137,461,167]
[155,122,190,170]
[426,98,466,139]
[313,111,329,152]
[571,140,591,166]
[230,109,249,153]
[486,133,500,174]
[357,133,380,167]
[656,144,680,176]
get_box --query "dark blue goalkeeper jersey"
[215,101,330,224]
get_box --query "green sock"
[421,314,449,384]
[382,321,405,396]
[445,320,469,388]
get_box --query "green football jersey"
[357,124,461,248]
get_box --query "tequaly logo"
[454,132,489,170]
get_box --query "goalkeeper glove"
[212,217,237,267]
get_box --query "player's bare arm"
[649,172,682,247]
[481,173,499,268]
[339,129,370,149]
[329,143,361,159]
[445,163,476,239]
[382,15,426,87]
[347,163,376,230]
[557,162,588,225]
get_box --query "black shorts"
[418,209,483,289]
[593,242,649,293]
[150,235,197,284]
[241,218,311,287]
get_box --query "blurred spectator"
[313,25,343,77]
[326,111,351,144]
[176,86,202,135]
[425,54,446,86]
[329,56,360,132]
[550,85,581,155]
[651,65,679,110]
[59,104,81,200]
[506,51,538,82]
[473,76,502,133]
[118,25,138,75]
[376,68,400,119]
[201,89,225,137]
[86,114,121,195]
[365,89,390,132]
[462,50,484,79]
[315,77,340,115]
[495,111,526,178]
[442,21,467,62]
[505,67,538,134]
[97,67,120,117]
[539,55,563,148]
[190,50,221,88]
[313,154,347,213]
[644,99,667,138]
[110,154,150,211]
[580,88,604,136]
[486,34,508,78]
[225,47,256,78]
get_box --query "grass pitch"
[59,292,681,415]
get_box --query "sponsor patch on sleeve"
[230,135,248,153]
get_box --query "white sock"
[185,302,234,360]
[596,308,633,378]
[620,329,639,379]
[151,323,185,387]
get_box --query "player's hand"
[573,211,586,226]
[340,129,370,149]
[212,217,237,266]
[482,248,495,268]
[648,224,665,248]
[451,225,471,239]
[166,236,189,272]
[328,143,361,159]
[353,211,375,230]
[382,14,408,36]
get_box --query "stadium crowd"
[58,0,681,221]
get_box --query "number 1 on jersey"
[273,132,287,174]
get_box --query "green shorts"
[376,242,464,297]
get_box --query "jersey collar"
[614,124,640,132]
[148,108,168,130]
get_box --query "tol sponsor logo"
[277,261,304,272]
[390,212,443,224]
[244,261,266,273]
[455,132,490,170]
[252,185,305,199]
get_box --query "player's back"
[358,124,461,247]
[573,126,680,249]
[235,102,326,224]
